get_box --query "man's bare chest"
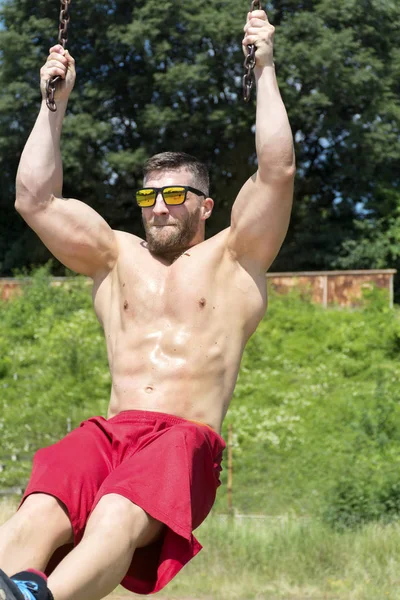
[93,235,267,334]
[116,251,227,324]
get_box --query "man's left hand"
[242,10,275,68]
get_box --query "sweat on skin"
[2,9,295,600]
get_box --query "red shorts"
[21,410,225,595]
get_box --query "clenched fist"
[242,10,275,68]
[40,44,76,102]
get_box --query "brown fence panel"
[267,270,396,308]
[0,270,397,308]
[0,279,25,301]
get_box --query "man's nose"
[152,192,169,215]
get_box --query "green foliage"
[1,0,400,281]
[0,265,109,485]
[2,269,400,532]
[323,462,400,531]
[335,211,400,301]
[322,374,400,530]
[150,516,400,599]
[271,0,400,272]
[217,285,400,524]
[336,212,400,271]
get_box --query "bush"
[0,264,109,486]
[323,458,400,531]
[2,269,400,532]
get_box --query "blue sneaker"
[0,569,26,600]
[0,570,52,600]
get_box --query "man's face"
[141,169,204,258]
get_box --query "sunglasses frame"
[135,185,206,208]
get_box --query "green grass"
[2,266,400,530]
[121,517,400,600]
[3,270,400,599]
[2,499,400,599]
[134,515,400,599]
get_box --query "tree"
[0,0,399,276]
[272,0,400,270]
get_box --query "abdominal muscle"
[94,231,266,434]
[106,321,242,434]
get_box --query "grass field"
[3,272,400,526]
[2,499,400,599]
[3,274,400,597]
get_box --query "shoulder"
[205,228,268,330]
[92,231,143,287]
[183,228,236,271]
[114,230,144,246]
[198,227,231,254]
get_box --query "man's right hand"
[40,44,76,102]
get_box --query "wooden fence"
[0,270,396,307]
[267,269,396,308]
[0,270,397,497]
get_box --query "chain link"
[46,0,72,112]
[243,0,262,103]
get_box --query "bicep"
[16,194,119,278]
[228,169,294,271]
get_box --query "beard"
[142,206,201,257]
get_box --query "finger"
[246,26,271,36]
[250,17,270,27]
[243,31,259,42]
[249,10,268,20]
[51,69,66,79]
[43,62,67,77]
[42,67,66,79]
[46,58,68,68]
[42,59,68,76]
[244,18,269,32]
[49,44,65,55]
[64,49,75,67]
[47,53,69,66]
[242,35,258,47]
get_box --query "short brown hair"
[143,152,210,196]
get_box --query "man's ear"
[201,197,214,221]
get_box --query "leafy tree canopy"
[0,0,399,276]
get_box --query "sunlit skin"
[95,168,267,432]
[141,169,212,261]
[6,9,295,600]
[15,9,294,435]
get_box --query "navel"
[145,386,154,394]
[199,297,207,308]
[124,300,129,310]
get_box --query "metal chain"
[243,0,262,103]
[46,0,72,112]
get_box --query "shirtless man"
[0,9,295,600]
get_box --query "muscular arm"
[228,11,295,272]
[15,48,118,279]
